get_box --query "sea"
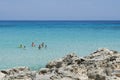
[0,20,120,70]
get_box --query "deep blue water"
[0,21,120,70]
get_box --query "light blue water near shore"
[0,21,120,70]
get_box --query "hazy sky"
[0,0,120,20]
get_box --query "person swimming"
[41,42,44,48]
[32,42,35,47]
[18,44,27,50]
[23,46,26,50]
[38,44,42,50]
[18,44,23,48]
[45,45,47,48]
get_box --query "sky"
[0,0,120,20]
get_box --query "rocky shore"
[0,48,120,80]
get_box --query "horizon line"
[0,20,120,21]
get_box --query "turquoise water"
[0,21,120,70]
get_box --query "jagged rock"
[39,68,49,74]
[112,70,120,77]
[95,74,106,80]
[46,58,63,68]
[0,48,120,80]
[0,71,6,79]
[0,67,36,80]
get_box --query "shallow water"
[0,21,120,70]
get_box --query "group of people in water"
[18,42,47,50]
[32,42,47,49]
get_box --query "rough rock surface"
[0,48,120,80]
